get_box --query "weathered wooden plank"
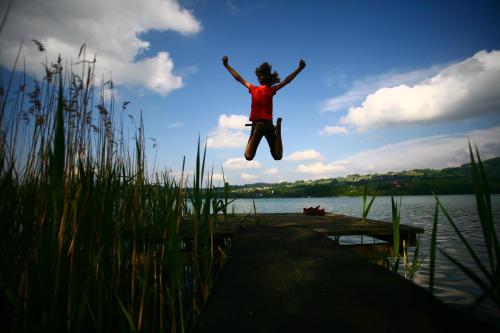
[191,224,490,332]
[180,213,423,246]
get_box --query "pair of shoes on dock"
[303,205,325,216]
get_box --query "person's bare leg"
[273,117,283,160]
[245,123,264,160]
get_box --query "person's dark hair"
[255,62,280,85]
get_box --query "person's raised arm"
[222,56,251,89]
[274,59,306,91]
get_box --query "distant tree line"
[227,157,500,198]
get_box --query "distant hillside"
[228,157,500,198]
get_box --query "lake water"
[229,194,500,326]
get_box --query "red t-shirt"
[248,84,278,121]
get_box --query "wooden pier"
[181,212,424,246]
[190,213,491,332]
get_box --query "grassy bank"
[227,158,500,198]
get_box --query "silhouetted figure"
[222,56,306,160]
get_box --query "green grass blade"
[435,195,493,282]
[429,198,439,294]
[50,75,65,219]
[468,143,495,272]
[474,145,493,222]
[115,293,137,333]
[472,144,499,271]
[391,195,400,260]
[469,277,500,311]
[365,196,375,219]
[361,185,376,223]
[477,276,500,309]
[409,235,422,280]
[362,185,367,222]
[439,249,495,306]
[201,140,207,188]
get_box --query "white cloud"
[207,114,250,148]
[343,126,500,173]
[207,128,248,148]
[223,157,261,170]
[212,173,225,182]
[318,126,349,136]
[218,114,248,129]
[168,122,184,128]
[285,149,325,161]
[339,50,500,132]
[321,65,444,112]
[265,168,279,175]
[241,173,258,181]
[299,126,500,177]
[1,0,201,96]
[297,161,347,175]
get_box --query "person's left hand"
[222,56,229,66]
[299,59,306,69]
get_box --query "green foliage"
[404,235,423,281]
[49,76,65,221]
[226,158,500,198]
[0,49,226,332]
[390,196,401,272]
[361,184,376,223]
[429,200,439,294]
[215,170,234,224]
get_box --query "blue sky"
[1,0,500,184]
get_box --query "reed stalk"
[430,144,499,310]
[361,184,375,224]
[390,195,401,272]
[429,143,500,309]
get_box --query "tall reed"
[387,195,401,272]
[0,44,225,332]
[429,145,499,310]
[403,235,422,281]
[361,184,375,224]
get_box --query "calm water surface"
[230,195,500,326]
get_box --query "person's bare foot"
[276,117,282,136]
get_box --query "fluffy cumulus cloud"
[207,114,249,148]
[0,0,201,95]
[218,114,248,129]
[318,126,349,136]
[321,65,443,113]
[211,173,225,181]
[298,126,500,177]
[339,50,500,132]
[297,161,347,175]
[285,149,325,161]
[223,157,261,170]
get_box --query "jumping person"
[222,56,306,160]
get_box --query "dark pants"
[245,119,280,160]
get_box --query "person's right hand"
[222,56,229,66]
[299,59,306,69]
